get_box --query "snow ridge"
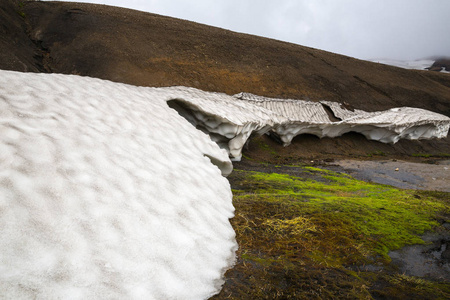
[175,91,450,160]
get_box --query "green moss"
[241,153,252,160]
[237,168,445,262]
[366,150,386,157]
[17,1,26,18]
[214,165,450,299]
[412,152,450,158]
[256,139,277,156]
[370,274,450,299]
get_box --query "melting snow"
[0,70,236,299]
[369,58,450,73]
[371,59,436,70]
[171,91,450,160]
[1,69,449,299]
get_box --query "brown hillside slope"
[12,1,450,115]
[1,0,449,157]
[0,0,42,72]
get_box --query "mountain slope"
[0,0,42,72]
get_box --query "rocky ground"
[429,58,450,72]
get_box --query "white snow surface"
[369,58,449,73]
[0,70,236,299]
[210,92,449,159]
[1,69,450,299]
[169,91,450,160]
[371,59,436,70]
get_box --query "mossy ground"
[212,164,450,299]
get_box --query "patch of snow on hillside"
[371,59,435,70]
[369,59,450,73]
[0,70,236,299]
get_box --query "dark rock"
[428,58,450,72]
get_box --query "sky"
[50,0,450,61]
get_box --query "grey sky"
[53,0,450,60]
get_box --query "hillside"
[1,0,449,158]
[1,1,448,114]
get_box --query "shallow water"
[324,159,450,192]
[323,159,450,281]
[389,225,450,281]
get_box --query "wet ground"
[322,159,450,192]
[225,157,450,298]
[321,159,450,282]
[389,225,450,281]
[233,158,450,282]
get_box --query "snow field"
[0,70,236,299]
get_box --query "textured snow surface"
[230,93,449,158]
[0,70,236,299]
[170,90,450,161]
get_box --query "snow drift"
[1,69,449,299]
[169,91,450,160]
[0,70,236,299]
